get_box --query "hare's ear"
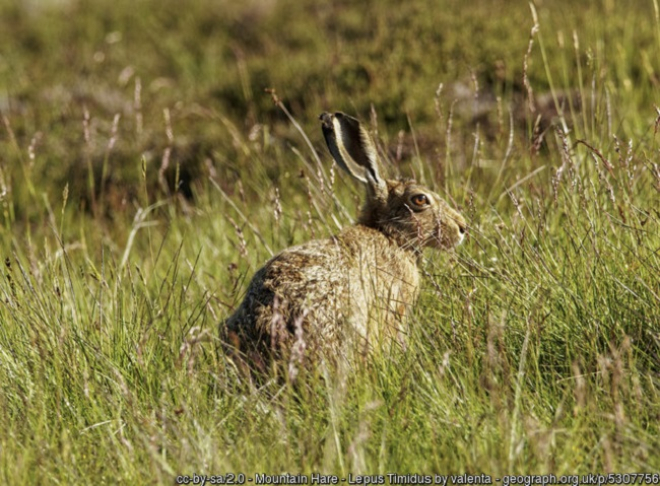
[320,112,387,198]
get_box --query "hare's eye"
[411,194,429,207]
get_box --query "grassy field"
[1,0,660,482]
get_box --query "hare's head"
[320,112,466,251]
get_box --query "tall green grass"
[1,0,659,483]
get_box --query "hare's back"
[257,238,348,307]
[225,237,349,343]
[225,225,421,359]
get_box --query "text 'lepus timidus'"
[223,112,466,377]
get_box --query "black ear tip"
[319,112,334,126]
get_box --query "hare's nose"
[457,224,467,245]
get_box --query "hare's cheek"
[447,228,462,248]
[429,226,447,249]
[437,223,462,250]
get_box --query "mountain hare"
[223,112,466,376]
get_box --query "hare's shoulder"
[337,225,418,265]
[256,224,418,292]
[263,226,381,270]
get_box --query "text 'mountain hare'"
[223,112,466,376]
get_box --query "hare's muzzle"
[457,220,467,245]
[433,212,466,250]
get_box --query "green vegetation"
[1,0,659,482]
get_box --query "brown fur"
[222,112,466,376]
